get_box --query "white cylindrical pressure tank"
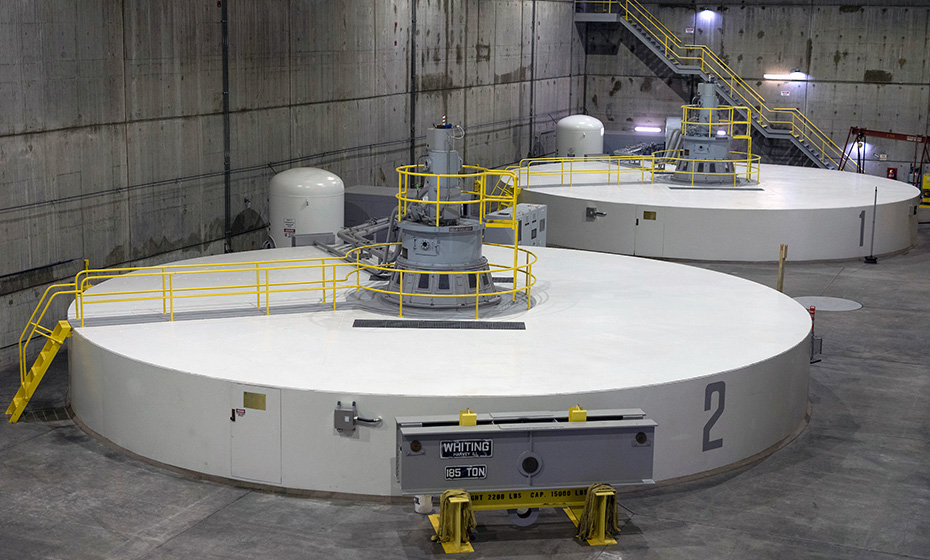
[268,167,344,248]
[556,115,605,158]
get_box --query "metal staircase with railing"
[6,319,71,423]
[575,0,855,171]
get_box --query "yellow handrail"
[511,153,761,186]
[574,0,854,171]
[68,248,535,321]
[17,283,78,385]
[18,244,538,388]
[395,164,520,223]
[345,243,537,318]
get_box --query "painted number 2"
[702,381,725,451]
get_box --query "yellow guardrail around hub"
[575,0,854,171]
[507,152,761,188]
[655,150,761,186]
[514,155,655,187]
[395,164,521,225]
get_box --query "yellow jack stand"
[429,496,474,554]
[564,488,618,546]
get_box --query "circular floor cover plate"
[793,296,862,311]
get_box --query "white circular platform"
[69,245,812,496]
[519,162,920,261]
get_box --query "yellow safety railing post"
[255,263,260,309]
[331,264,336,310]
[398,270,404,318]
[79,283,85,327]
[161,267,166,314]
[526,255,532,310]
[265,269,270,315]
[474,272,480,320]
[169,274,174,321]
[397,171,403,221]
[322,265,327,304]
[512,242,519,303]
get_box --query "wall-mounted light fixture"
[634,126,662,133]
[716,129,727,137]
[697,9,716,23]
[763,70,807,81]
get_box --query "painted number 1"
[702,381,725,451]
[859,210,866,247]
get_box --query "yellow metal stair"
[574,0,850,171]
[6,320,71,423]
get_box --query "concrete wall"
[0,0,584,370]
[4,0,925,372]
[583,0,930,176]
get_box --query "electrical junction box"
[484,203,547,247]
[395,408,656,495]
[334,401,357,433]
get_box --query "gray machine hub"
[382,123,500,308]
[673,136,735,183]
[673,82,737,184]
[384,219,499,308]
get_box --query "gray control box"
[396,409,656,495]
[334,401,357,433]
[484,203,547,247]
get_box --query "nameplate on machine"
[440,439,493,459]
[445,465,488,480]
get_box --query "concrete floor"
[3,224,929,560]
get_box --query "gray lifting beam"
[396,407,656,495]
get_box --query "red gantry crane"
[839,127,929,190]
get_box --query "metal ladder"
[6,320,72,423]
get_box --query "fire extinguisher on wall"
[887,167,897,180]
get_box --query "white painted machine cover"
[556,115,605,157]
[268,167,344,247]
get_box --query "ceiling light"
[635,126,662,133]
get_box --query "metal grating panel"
[353,319,525,330]
[667,186,764,191]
